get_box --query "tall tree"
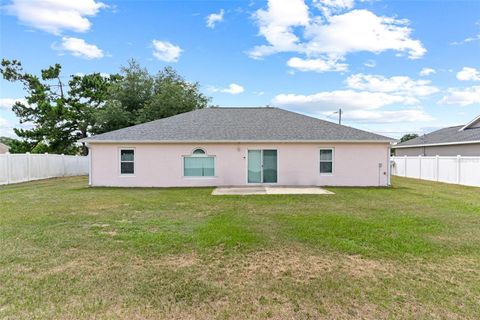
[94,60,211,133]
[0,59,118,154]
[68,72,121,154]
[138,66,210,122]
[1,59,211,153]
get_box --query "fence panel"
[437,157,458,184]
[0,153,89,185]
[459,157,480,187]
[420,157,437,181]
[391,155,480,187]
[405,157,421,179]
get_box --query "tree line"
[0,59,212,155]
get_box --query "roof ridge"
[82,107,395,143]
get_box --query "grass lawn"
[1,177,479,319]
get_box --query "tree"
[400,133,419,143]
[0,136,16,146]
[68,72,121,154]
[0,59,119,155]
[137,66,210,122]
[94,60,211,133]
[0,136,32,153]
[1,59,211,154]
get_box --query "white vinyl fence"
[0,153,89,185]
[391,155,480,187]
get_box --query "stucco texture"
[88,143,390,187]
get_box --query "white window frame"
[119,148,135,176]
[182,148,216,178]
[319,148,334,176]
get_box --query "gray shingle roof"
[393,125,480,148]
[83,107,392,143]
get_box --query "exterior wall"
[394,143,480,157]
[89,142,390,187]
[0,143,9,154]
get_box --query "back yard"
[0,177,479,319]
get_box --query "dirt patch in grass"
[3,246,479,319]
[219,248,395,281]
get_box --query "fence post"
[44,153,49,178]
[418,155,422,179]
[404,155,407,177]
[457,155,461,184]
[26,152,31,182]
[5,152,10,184]
[61,154,65,177]
[435,155,439,181]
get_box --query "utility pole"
[334,108,342,125]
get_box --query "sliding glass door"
[247,150,262,183]
[247,150,277,183]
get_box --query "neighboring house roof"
[82,107,392,143]
[393,115,480,149]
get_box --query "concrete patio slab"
[212,186,334,195]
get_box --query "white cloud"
[209,83,245,95]
[304,10,426,59]
[272,90,418,112]
[345,74,439,96]
[335,109,434,123]
[55,37,104,59]
[314,0,355,9]
[313,0,354,16]
[364,59,376,68]
[0,98,27,110]
[249,0,426,65]
[152,40,182,62]
[451,34,480,45]
[206,9,224,28]
[5,0,106,35]
[439,86,480,106]
[419,68,435,76]
[287,57,348,72]
[0,117,16,138]
[249,0,309,59]
[456,67,480,81]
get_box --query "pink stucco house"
[82,107,393,187]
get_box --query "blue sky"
[0,0,479,138]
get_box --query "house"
[393,114,480,156]
[81,107,393,187]
[0,143,9,154]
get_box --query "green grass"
[1,177,479,319]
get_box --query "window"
[184,148,215,177]
[320,149,333,174]
[192,148,206,155]
[120,149,134,175]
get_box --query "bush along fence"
[0,153,89,185]
[391,155,480,187]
